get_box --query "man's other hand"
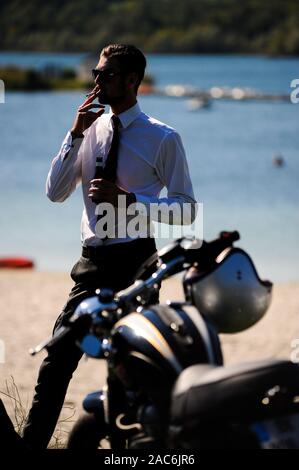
[88,179,136,207]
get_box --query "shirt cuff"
[61,131,84,161]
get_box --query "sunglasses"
[92,69,123,82]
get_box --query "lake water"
[0,53,298,281]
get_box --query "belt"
[82,238,156,259]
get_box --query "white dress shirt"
[46,102,196,246]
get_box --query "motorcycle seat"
[171,359,299,422]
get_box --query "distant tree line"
[0,0,298,55]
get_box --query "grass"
[0,376,76,448]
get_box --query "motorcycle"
[31,231,299,449]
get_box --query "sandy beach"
[0,270,298,447]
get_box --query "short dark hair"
[100,44,146,92]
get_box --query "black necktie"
[94,115,120,182]
[94,115,120,235]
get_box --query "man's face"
[93,56,130,105]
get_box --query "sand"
[0,270,298,446]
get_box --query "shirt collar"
[108,102,141,129]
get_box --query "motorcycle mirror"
[77,334,103,358]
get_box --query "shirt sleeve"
[135,131,197,225]
[46,131,84,202]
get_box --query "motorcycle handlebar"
[30,313,92,355]
[30,231,240,354]
[117,231,240,313]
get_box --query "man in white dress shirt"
[23,44,197,448]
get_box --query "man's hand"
[71,85,105,135]
[88,179,136,207]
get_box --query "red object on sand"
[0,257,35,268]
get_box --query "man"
[23,44,196,448]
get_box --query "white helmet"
[183,247,272,334]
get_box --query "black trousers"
[22,238,158,449]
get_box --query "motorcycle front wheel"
[67,413,107,449]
